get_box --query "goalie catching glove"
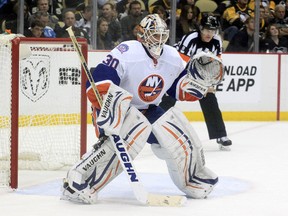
[187,51,224,87]
[180,51,224,100]
[97,83,133,136]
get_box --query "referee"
[160,14,232,150]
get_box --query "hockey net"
[0,35,87,188]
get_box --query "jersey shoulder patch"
[111,41,145,61]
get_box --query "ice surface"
[1,122,288,216]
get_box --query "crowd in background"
[1,0,288,53]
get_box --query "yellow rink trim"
[0,114,81,127]
[183,111,288,121]
[279,112,288,121]
[87,112,288,123]
[1,112,288,128]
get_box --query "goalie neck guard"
[137,14,169,59]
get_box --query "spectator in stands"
[29,0,64,20]
[120,0,147,41]
[24,19,45,37]
[29,0,59,29]
[34,11,56,37]
[75,5,93,42]
[226,16,256,52]
[222,0,254,41]
[259,5,270,38]
[176,4,199,41]
[270,3,288,24]
[284,0,288,19]
[97,0,123,8]
[214,0,233,16]
[248,0,276,11]
[148,0,170,14]
[116,0,147,19]
[0,1,31,34]
[177,0,197,9]
[269,3,288,37]
[33,0,53,17]
[55,9,90,44]
[152,5,169,26]
[99,2,122,47]
[116,0,132,20]
[73,1,90,19]
[148,0,174,27]
[63,0,86,10]
[260,23,288,52]
[52,0,64,20]
[264,2,274,20]
[0,0,17,19]
[131,23,139,39]
[96,17,114,50]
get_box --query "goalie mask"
[186,51,224,87]
[137,14,169,59]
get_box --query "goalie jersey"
[87,40,195,110]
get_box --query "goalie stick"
[66,26,187,207]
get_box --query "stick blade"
[147,194,187,207]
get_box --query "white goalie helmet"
[186,51,224,87]
[137,14,169,59]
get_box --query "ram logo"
[20,54,50,102]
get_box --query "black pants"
[159,93,227,140]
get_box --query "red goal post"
[0,35,88,189]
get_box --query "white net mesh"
[0,35,85,187]
[0,34,15,187]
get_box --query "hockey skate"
[217,136,232,151]
[61,180,98,204]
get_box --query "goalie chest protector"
[106,41,185,110]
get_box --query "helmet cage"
[138,14,169,59]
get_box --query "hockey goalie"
[61,14,224,204]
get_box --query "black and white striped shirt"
[175,31,223,60]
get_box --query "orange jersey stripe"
[179,53,190,63]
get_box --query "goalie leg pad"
[151,107,218,199]
[96,83,133,136]
[61,137,118,204]
[62,107,152,204]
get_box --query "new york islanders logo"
[138,75,164,102]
